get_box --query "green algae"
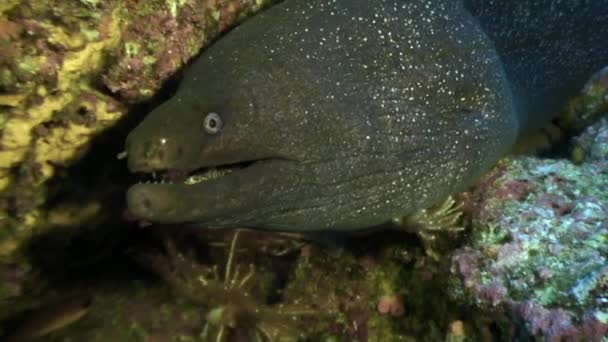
[123,42,140,58]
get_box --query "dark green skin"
[125,0,607,231]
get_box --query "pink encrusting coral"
[449,117,608,340]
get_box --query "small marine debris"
[376,295,405,318]
[400,196,464,260]
[403,196,464,234]
[140,230,313,341]
[445,320,466,342]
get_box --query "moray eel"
[125,0,607,231]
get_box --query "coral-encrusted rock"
[449,118,608,340]
[576,117,608,163]
[102,0,275,102]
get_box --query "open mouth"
[136,161,258,185]
[126,157,292,223]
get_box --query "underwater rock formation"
[0,0,275,255]
[449,117,608,340]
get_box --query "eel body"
[125,0,607,231]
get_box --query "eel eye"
[204,112,222,134]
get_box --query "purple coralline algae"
[450,117,608,341]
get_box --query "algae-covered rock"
[0,0,275,256]
[449,117,608,340]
